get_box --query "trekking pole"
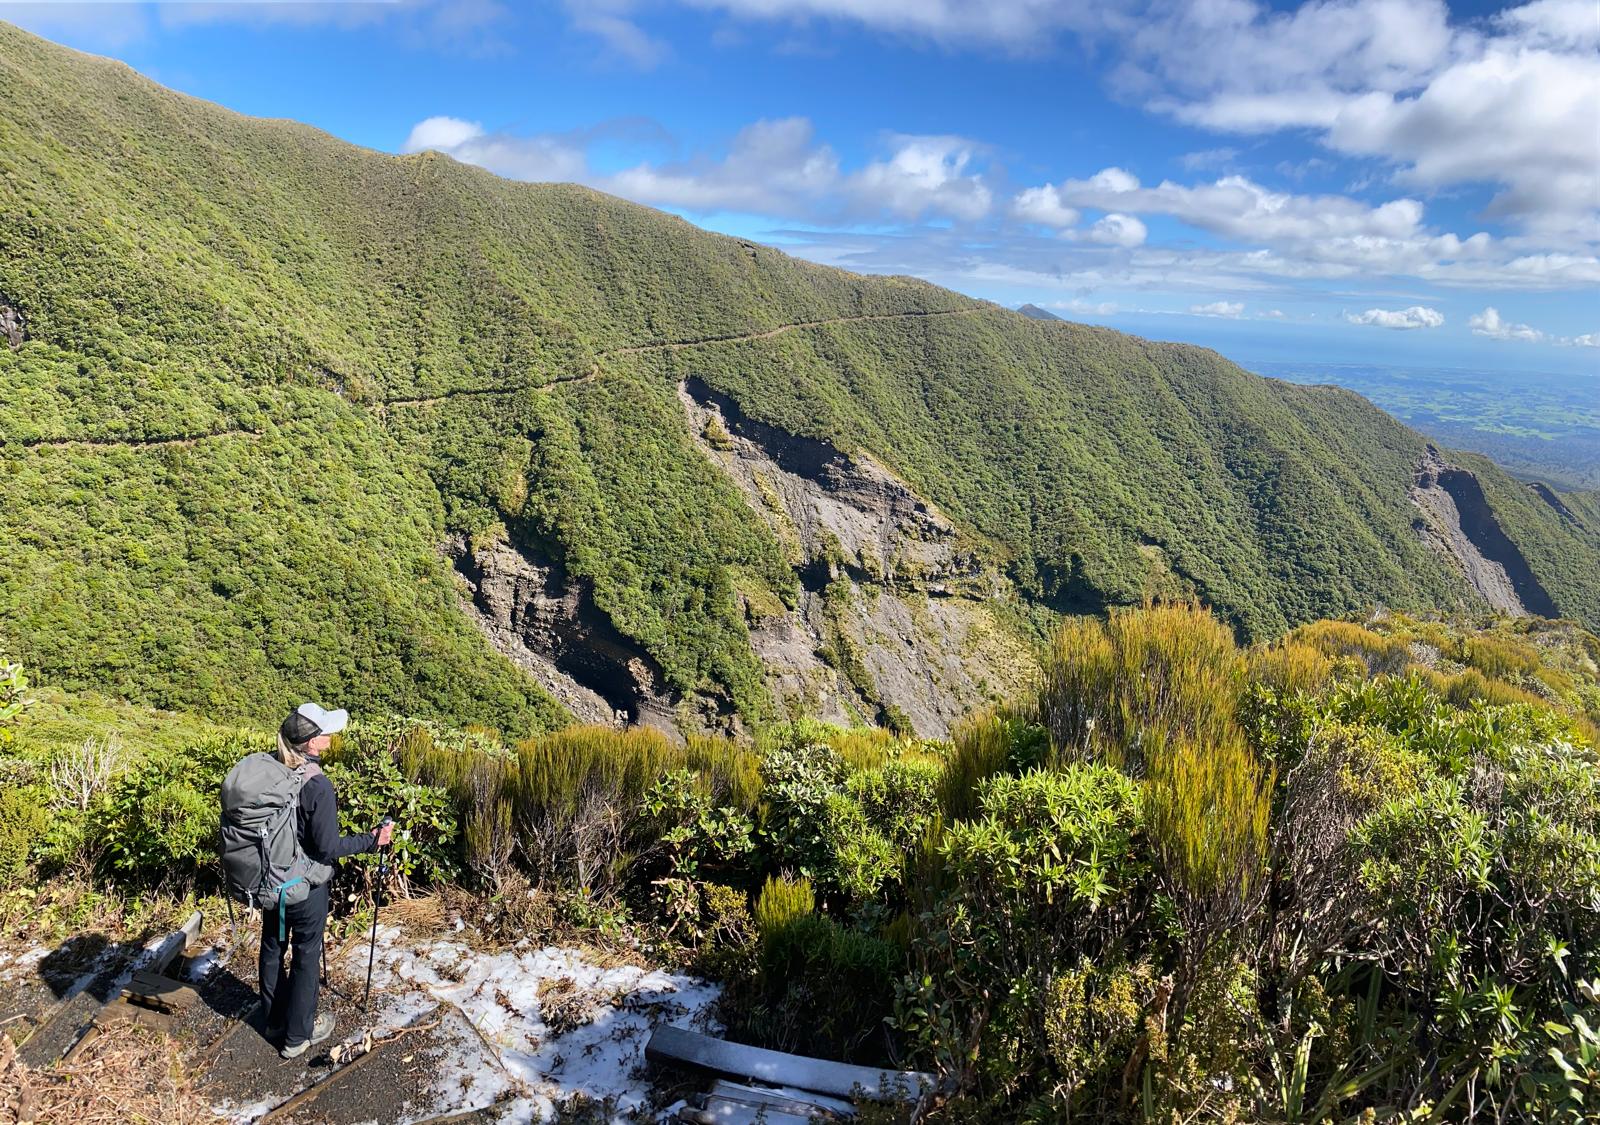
[363,818,394,1011]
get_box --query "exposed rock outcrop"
[447,534,680,735]
[1410,447,1558,617]
[681,378,1036,737]
[0,300,23,350]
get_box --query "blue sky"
[7,0,1598,375]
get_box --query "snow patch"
[362,928,722,1123]
[0,947,50,981]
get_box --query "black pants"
[259,880,329,1047]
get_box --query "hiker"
[220,703,395,1059]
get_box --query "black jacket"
[297,767,376,868]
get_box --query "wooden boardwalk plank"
[646,1025,933,1103]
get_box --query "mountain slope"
[2,23,1597,734]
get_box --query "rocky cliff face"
[680,378,1036,737]
[445,381,1038,741]
[447,534,679,734]
[0,300,23,351]
[1410,447,1558,617]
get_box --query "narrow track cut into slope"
[5,307,982,441]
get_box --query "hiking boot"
[280,1012,335,1059]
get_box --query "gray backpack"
[219,752,333,938]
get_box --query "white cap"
[295,701,348,735]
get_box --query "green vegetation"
[2,24,1597,736]
[5,605,1599,1120]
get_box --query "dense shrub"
[759,743,900,905]
[323,745,459,893]
[1288,619,1412,677]
[0,787,48,888]
[936,711,1048,821]
[510,725,750,895]
[753,874,815,939]
[895,607,1600,1122]
[750,908,900,1061]
[1035,602,1243,770]
[902,767,1148,1102]
[0,652,29,748]
[90,736,244,885]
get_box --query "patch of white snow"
[359,929,722,1124]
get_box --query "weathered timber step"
[679,1099,817,1125]
[17,911,203,1067]
[646,1025,934,1103]
[708,1078,855,1118]
[124,969,201,1014]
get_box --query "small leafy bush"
[0,653,30,747]
[761,743,899,905]
[324,746,459,892]
[937,711,1047,822]
[92,737,242,884]
[0,787,48,888]
[753,874,815,939]
[901,767,1149,1099]
[752,909,900,1061]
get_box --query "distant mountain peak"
[1017,303,1063,321]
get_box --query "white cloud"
[1191,300,1244,318]
[1020,169,1427,244]
[1012,185,1080,228]
[1051,298,1121,316]
[1344,305,1444,329]
[1118,0,1600,239]
[402,116,588,182]
[849,134,993,221]
[404,115,486,152]
[1469,306,1543,342]
[1468,306,1600,346]
[606,117,842,213]
[402,113,995,223]
[676,0,1118,48]
[1498,0,1600,51]
[1086,212,1147,247]
[1260,308,1286,318]
[1003,165,1600,289]
[562,0,670,66]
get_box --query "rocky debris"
[681,378,1035,737]
[448,535,679,734]
[1,300,23,350]
[1410,447,1558,618]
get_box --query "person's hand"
[375,821,394,847]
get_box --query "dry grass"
[1,1023,216,1125]
[383,891,448,933]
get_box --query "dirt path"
[4,306,982,443]
[378,365,599,411]
[8,428,266,450]
[382,305,978,410]
[606,305,978,357]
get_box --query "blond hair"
[276,731,308,770]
